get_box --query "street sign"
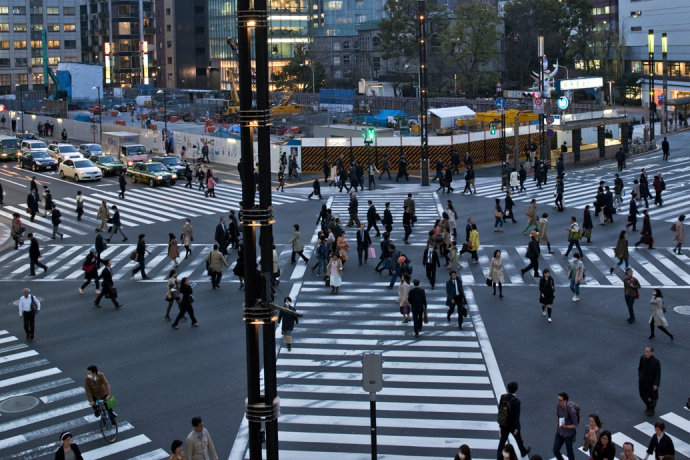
[557,96,569,110]
[495,97,506,110]
[533,97,544,114]
[547,129,555,137]
[362,353,383,393]
[658,94,665,105]
[506,90,523,98]
[546,116,555,124]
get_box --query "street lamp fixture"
[15,84,24,133]
[92,85,102,141]
[648,29,655,141]
[157,89,168,149]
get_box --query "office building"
[0,1,81,93]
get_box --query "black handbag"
[485,277,492,287]
[324,275,330,287]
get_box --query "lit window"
[48,40,60,49]
[13,40,27,49]
[46,7,59,15]
[325,1,342,10]
[12,6,26,15]
[12,24,25,32]
[0,23,8,32]
[47,24,60,32]
[64,24,76,32]
[0,7,8,15]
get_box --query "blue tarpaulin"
[365,109,408,127]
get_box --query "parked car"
[150,155,186,175]
[89,154,126,176]
[79,143,103,156]
[127,161,176,186]
[20,140,48,154]
[59,158,102,182]
[19,150,58,171]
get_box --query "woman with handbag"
[649,289,673,340]
[172,277,198,329]
[79,249,101,294]
[181,219,194,259]
[398,273,411,323]
[488,249,504,298]
[327,253,343,294]
[165,269,181,321]
[167,233,180,268]
[493,199,504,232]
[10,212,25,249]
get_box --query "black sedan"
[19,150,58,171]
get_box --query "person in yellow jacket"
[467,223,480,264]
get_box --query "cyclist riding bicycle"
[84,365,115,420]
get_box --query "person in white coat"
[649,289,673,340]
[288,224,308,264]
[509,168,519,192]
[671,214,685,254]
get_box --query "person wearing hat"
[55,431,83,460]
[79,249,101,295]
[520,230,541,278]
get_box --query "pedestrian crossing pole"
[237,1,280,458]
[417,0,430,186]
[362,352,383,460]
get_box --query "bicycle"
[95,398,118,443]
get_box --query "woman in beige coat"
[488,249,504,297]
[649,288,673,340]
[672,214,685,254]
[398,273,411,322]
[181,219,194,259]
[523,199,538,234]
[537,213,553,253]
[168,233,180,268]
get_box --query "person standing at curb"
[408,279,427,338]
[623,268,641,324]
[638,346,661,417]
[497,381,531,460]
[553,392,579,460]
[18,288,40,341]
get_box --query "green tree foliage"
[442,1,501,97]
[378,0,450,95]
[273,56,325,93]
[504,0,594,87]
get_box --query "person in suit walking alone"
[422,243,440,289]
[408,279,427,337]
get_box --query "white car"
[20,140,48,154]
[59,158,102,182]
[47,143,82,162]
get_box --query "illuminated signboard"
[559,77,604,91]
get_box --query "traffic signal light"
[490,122,496,135]
[363,127,375,143]
[522,91,542,99]
[0,105,5,112]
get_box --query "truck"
[101,131,148,166]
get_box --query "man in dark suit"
[366,200,380,237]
[445,270,466,329]
[94,228,107,268]
[26,191,39,222]
[347,192,360,227]
[408,279,427,338]
[497,381,530,459]
[638,346,661,416]
[307,178,322,199]
[27,233,47,276]
[95,259,121,309]
[215,217,228,255]
[356,224,371,266]
[422,243,440,288]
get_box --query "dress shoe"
[446,311,451,322]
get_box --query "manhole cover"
[0,395,40,413]
[674,305,690,316]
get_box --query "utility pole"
[237,0,279,458]
[662,32,668,134]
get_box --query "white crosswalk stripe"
[612,411,690,460]
[0,330,166,459]
[1,182,306,241]
[0,243,285,282]
[469,154,690,222]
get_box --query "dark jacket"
[445,277,465,304]
[526,237,540,260]
[646,432,675,458]
[402,210,412,227]
[312,179,321,192]
[356,229,371,249]
[408,286,427,313]
[99,266,114,290]
[638,355,661,389]
[539,276,555,305]
[119,173,127,188]
[367,205,377,223]
[382,209,393,227]
[29,238,40,259]
[215,223,227,246]
[136,240,146,257]
[55,443,84,460]
[110,210,122,227]
[51,208,61,225]
[592,441,616,460]
[583,209,593,229]
[27,192,39,211]
[422,248,440,269]
[348,197,358,214]
[278,304,299,332]
[95,233,107,253]
[498,393,521,430]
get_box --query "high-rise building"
[80,0,156,87]
[207,0,312,91]
[0,1,81,94]
[155,0,209,89]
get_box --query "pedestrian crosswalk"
[244,282,500,459]
[0,243,260,282]
[612,411,690,460]
[468,154,689,222]
[0,329,168,459]
[0,182,307,242]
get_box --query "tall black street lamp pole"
[662,32,668,134]
[237,0,279,458]
[157,89,168,147]
[417,0,429,186]
[15,84,24,133]
[648,29,655,142]
[537,30,545,160]
[92,85,102,141]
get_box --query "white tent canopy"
[428,106,476,129]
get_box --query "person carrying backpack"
[497,381,530,460]
[553,392,580,460]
